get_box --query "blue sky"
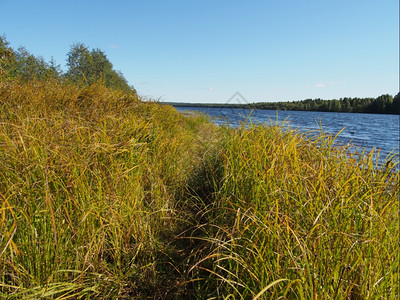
[1,0,398,103]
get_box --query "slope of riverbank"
[0,80,398,298]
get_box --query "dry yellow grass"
[0,80,398,299]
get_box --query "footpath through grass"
[189,124,399,299]
[0,80,398,299]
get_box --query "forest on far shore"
[170,93,400,115]
[250,94,399,114]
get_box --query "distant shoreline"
[164,94,400,115]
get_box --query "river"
[174,106,400,163]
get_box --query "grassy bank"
[189,125,399,299]
[0,80,219,298]
[0,80,398,299]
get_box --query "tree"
[65,43,134,92]
[0,36,62,81]
[66,43,93,82]
[0,37,134,92]
[47,56,63,79]
[0,35,16,78]
[14,46,50,81]
[391,92,400,114]
[332,99,341,112]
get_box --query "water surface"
[175,106,400,162]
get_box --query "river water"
[174,106,400,163]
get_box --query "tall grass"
[0,80,218,298]
[189,122,399,299]
[0,80,398,299]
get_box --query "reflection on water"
[175,106,400,162]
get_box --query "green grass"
[0,80,398,299]
[0,80,219,298]
[189,123,399,299]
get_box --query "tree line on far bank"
[0,35,135,93]
[171,94,399,115]
[249,94,399,115]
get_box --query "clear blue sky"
[1,0,398,103]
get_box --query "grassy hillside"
[0,80,398,299]
[0,80,220,298]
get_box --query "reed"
[0,80,217,298]
[0,79,398,298]
[189,122,399,299]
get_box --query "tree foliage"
[0,35,62,81]
[248,95,398,115]
[65,42,134,92]
[173,94,399,115]
[0,36,15,76]
[0,35,136,93]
